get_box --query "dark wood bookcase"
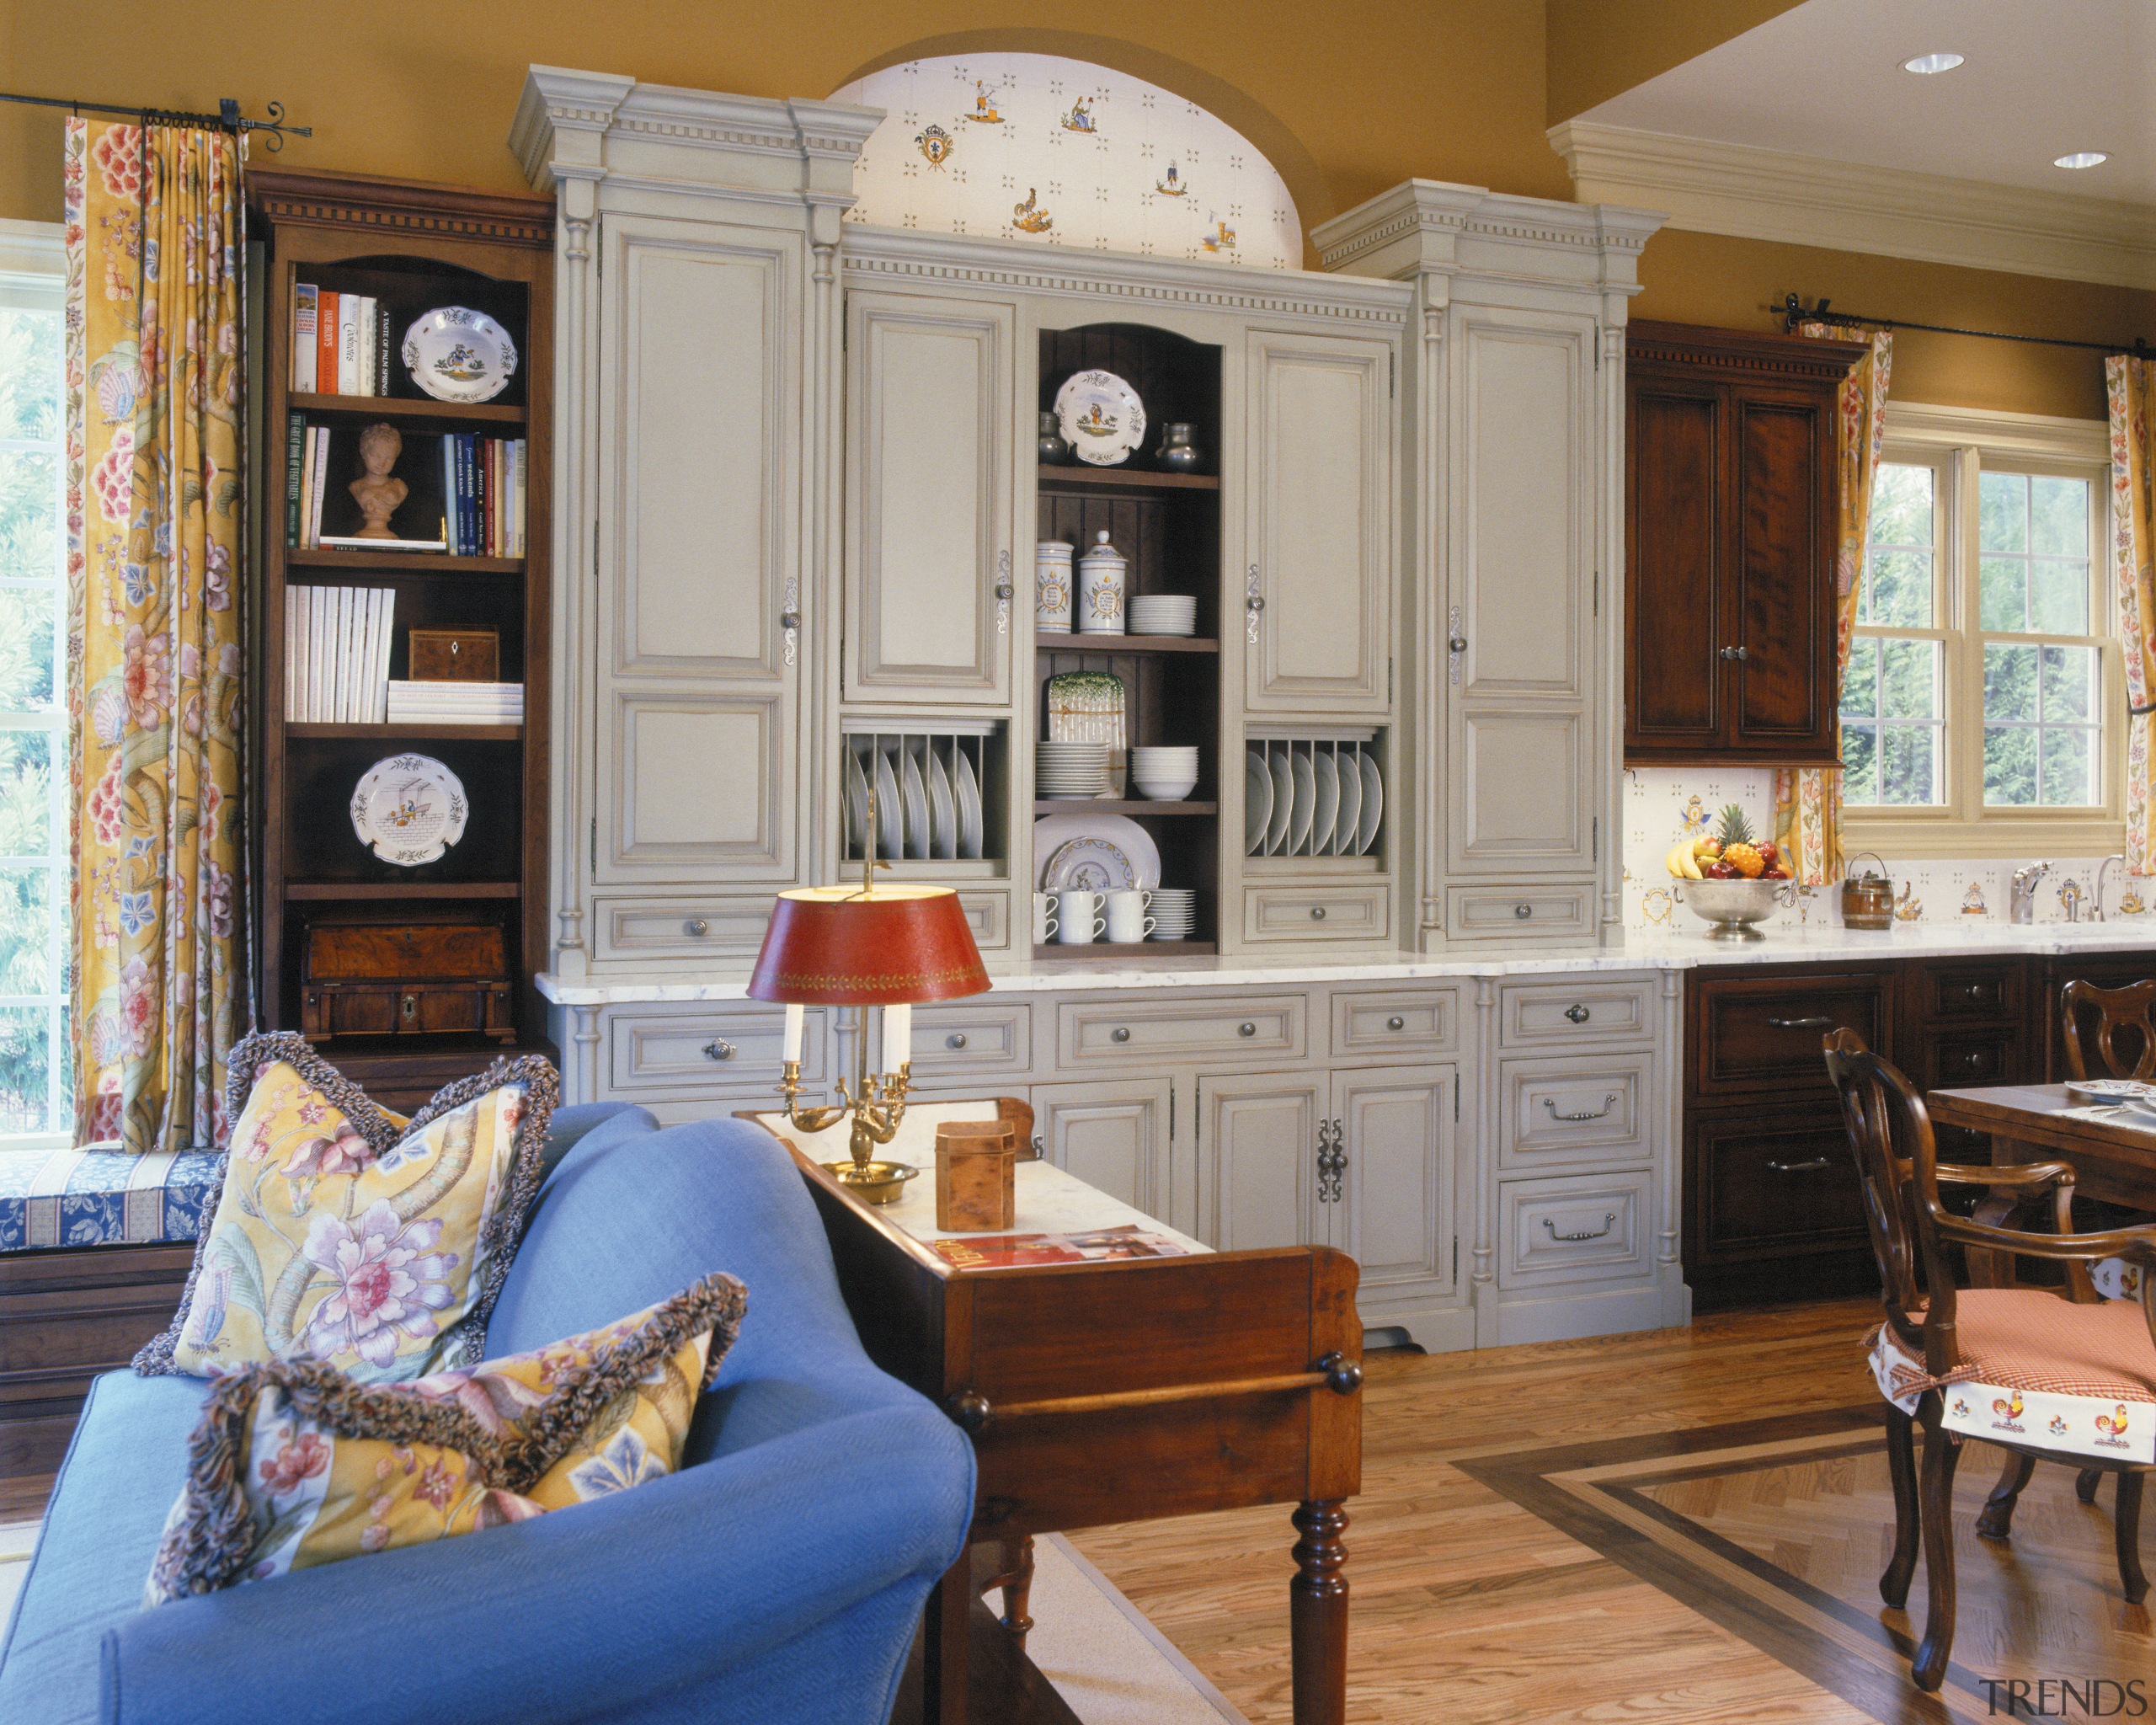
[248,168,555,1106]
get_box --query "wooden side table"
[745,1103,1364,1725]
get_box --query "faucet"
[2058,878,2084,923]
[2009,862,2051,925]
[2095,853,2126,921]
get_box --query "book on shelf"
[291,287,398,398]
[435,434,527,558]
[336,295,363,397]
[291,286,318,393]
[306,425,329,548]
[385,680,523,724]
[285,585,396,723]
[317,536,449,552]
[285,413,306,547]
[314,290,339,396]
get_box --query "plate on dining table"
[2068,1078,2156,1107]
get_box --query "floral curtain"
[1772,323,1893,884]
[2111,355,2156,871]
[64,119,248,1152]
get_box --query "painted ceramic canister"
[1037,540,1075,631]
[1076,530,1126,634]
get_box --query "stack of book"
[292,286,394,397]
[286,587,395,723]
[440,435,527,558]
[385,681,525,727]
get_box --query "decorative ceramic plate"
[1033,811,1161,891]
[1357,750,1383,854]
[350,753,468,866]
[2075,1078,2156,1104]
[403,307,519,404]
[1054,369,1145,467]
[1245,749,1273,854]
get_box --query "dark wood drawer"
[1694,971,1888,1099]
[1690,1107,1868,1263]
[1912,961,2023,1027]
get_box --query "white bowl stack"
[1128,595,1198,637]
[1150,889,1196,941]
[1130,745,1199,801]
[1037,740,1110,799]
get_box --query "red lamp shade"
[747,884,991,1006]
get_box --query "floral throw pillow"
[134,1032,559,1382]
[144,1274,747,1605]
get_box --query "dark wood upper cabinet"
[1625,322,1866,766]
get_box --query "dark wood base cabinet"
[1684,948,2154,1310]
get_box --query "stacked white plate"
[1128,595,1198,637]
[1130,745,1199,800]
[1037,740,1110,799]
[1150,888,1197,941]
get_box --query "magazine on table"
[931,1223,1193,1270]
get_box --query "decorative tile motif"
[835,54,1300,269]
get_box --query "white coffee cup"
[1104,889,1154,943]
[1032,892,1059,945]
[1054,890,1106,943]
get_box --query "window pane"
[1980,470,2028,553]
[1866,549,1934,628]
[0,865,52,995]
[1880,639,1939,719]
[1870,463,1935,549]
[1842,636,1879,717]
[1841,723,1879,804]
[0,1003,56,1136]
[0,730,53,854]
[2030,475,2089,557]
[2041,726,2095,806]
[2041,644,2095,721]
[1979,557,2027,631]
[2028,558,2090,633]
[1880,725,1940,805]
[1985,644,2037,721]
[0,585,56,713]
[1985,725,2037,805]
[0,309,61,442]
[0,449,59,585]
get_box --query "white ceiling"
[1578,0,2156,207]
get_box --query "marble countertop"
[536,916,2156,1005]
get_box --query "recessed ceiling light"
[2054,151,2110,170]
[1902,51,1965,74]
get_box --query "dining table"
[1928,1083,2156,1216]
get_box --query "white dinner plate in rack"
[844,749,870,854]
[1289,752,1315,855]
[1033,811,1161,891]
[1357,751,1383,854]
[1245,749,1273,853]
[1267,750,1293,854]
[1334,752,1362,861]
[928,748,957,860]
[900,746,931,861]
[874,748,905,859]
[956,749,984,860]
[1312,750,1340,857]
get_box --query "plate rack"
[1244,729,1386,860]
[841,718,1005,866]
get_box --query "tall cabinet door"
[1445,306,1597,879]
[1033,1077,1173,1226]
[1242,330,1394,713]
[844,291,1017,702]
[1331,1065,1456,1303]
[1197,1072,1326,1252]
[593,212,805,887]
[1625,377,1725,753]
[1731,387,1837,752]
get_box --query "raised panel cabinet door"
[594,212,804,884]
[1625,381,1723,751]
[1732,390,1835,751]
[1242,330,1393,712]
[1197,1072,1326,1252]
[844,291,1016,702]
[1331,1065,1455,1298]
[1033,1077,1172,1225]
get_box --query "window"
[0,222,68,1146]
[1841,402,2116,856]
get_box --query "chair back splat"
[2061,978,2156,1083]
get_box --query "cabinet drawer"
[1913,961,2023,1026]
[596,896,775,963]
[1690,1107,1866,1260]
[1920,1031,2018,1091]
[956,891,1011,953]
[1330,987,1460,1057]
[1241,883,1390,944]
[607,1005,827,1096]
[839,1000,1034,1079]
[1500,977,1656,1047]
[1056,995,1305,1067]
[1446,884,1595,941]
[1498,1054,1652,1171]
[1694,971,1888,1099]
[1498,1172,1652,1290]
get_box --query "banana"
[1663,844,1685,878]
[1683,848,1704,879]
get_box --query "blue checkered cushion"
[0,1144,222,1252]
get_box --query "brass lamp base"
[821,1158,919,1204]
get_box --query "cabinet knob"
[1514,903,1534,920]
[778,611,802,633]
[946,1032,968,1050]
[1310,905,1327,921]
[703,1040,736,1061]
[1565,1003,1590,1024]
[1448,633,1469,654]
[1239,1022,1257,1038]
[1719,644,1750,661]
[1386,1015,1406,1031]
[1112,1026,1131,1043]
[1963,984,1986,1000]
[993,583,1014,602]
[1963,1049,1986,1070]
[684,918,709,937]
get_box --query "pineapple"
[1716,804,1765,879]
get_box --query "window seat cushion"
[0,1144,223,1252]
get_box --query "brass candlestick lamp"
[748,782,991,1203]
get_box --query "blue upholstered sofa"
[0,1104,977,1725]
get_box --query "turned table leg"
[923,1551,972,1725]
[977,1534,1036,1647]
[1290,1499,1349,1725]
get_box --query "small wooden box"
[300,920,515,1044]
[408,628,499,682]
[934,1120,1017,1232]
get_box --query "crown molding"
[1549,120,2156,291]
[1310,178,1664,296]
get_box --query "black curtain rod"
[1781,293,2149,360]
[0,90,309,151]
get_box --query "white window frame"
[0,218,70,1150]
[1844,399,2118,859]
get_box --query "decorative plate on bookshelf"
[402,307,518,404]
[350,753,470,866]
[1053,369,1145,467]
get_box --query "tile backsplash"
[1624,768,2155,930]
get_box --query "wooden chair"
[1822,1028,2156,1691]
[2063,977,2156,1083]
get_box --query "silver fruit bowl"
[1673,876,1795,941]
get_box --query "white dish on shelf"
[928,748,958,860]
[1311,750,1340,857]
[873,748,905,858]
[350,753,468,867]
[402,306,519,404]
[1334,750,1362,859]
[1033,812,1161,892]
[1054,368,1146,467]
[1289,752,1315,855]
[900,746,931,861]
[1357,751,1383,854]
[956,748,984,860]
[845,749,870,854]
[1266,749,1293,855]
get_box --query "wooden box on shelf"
[408,628,500,681]
[301,919,515,1044]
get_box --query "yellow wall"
[8,0,2148,419]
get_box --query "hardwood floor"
[1071,1298,2075,1725]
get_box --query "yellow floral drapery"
[1772,323,1893,885]
[2111,355,2156,871]
[64,119,248,1152]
